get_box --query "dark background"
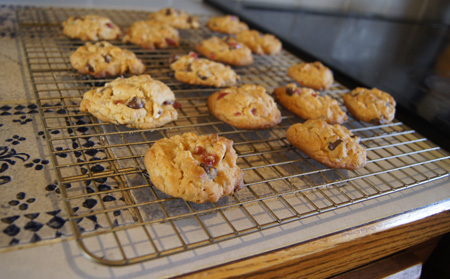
[205,0,450,152]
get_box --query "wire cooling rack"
[16,7,450,266]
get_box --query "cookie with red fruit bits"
[62,15,121,41]
[195,36,253,66]
[148,7,200,29]
[343,87,396,124]
[144,132,244,203]
[274,83,347,124]
[169,52,240,87]
[286,119,366,170]
[208,84,281,129]
[206,15,249,34]
[288,61,334,90]
[80,75,179,129]
[236,29,282,55]
[70,41,145,78]
[122,21,179,49]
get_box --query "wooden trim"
[180,199,450,279]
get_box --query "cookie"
[343,87,396,124]
[195,36,253,66]
[70,41,145,78]
[286,119,366,169]
[122,21,179,49]
[170,52,240,87]
[274,83,347,124]
[144,132,244,203]
[208,84,281,129]
[148,7,200,29]
[235,30,282,55]
[288,61,334,90]
[80,75,178,129]
[62,15,121,41]
[206,15,249,34]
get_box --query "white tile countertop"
[0,1,449,278]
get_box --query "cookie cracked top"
[144,132,244,203]
[208,84,281,129]
[288,61,334,90]
[274,83,347,124]
[70,41,145,78]
[80,75,178,129]
[343,87,396,124]
[286,119,366,170]
[206,15,249,34]
[195,36,253,66]
[62,15,121,41]
[122,21,179,50]
[148,7,200,29]
[170,52,240,87]
[236,30,282,55]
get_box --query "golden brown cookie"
[288,61,334,90]
[206,15,249,34]
[62,15,121,41]
[80,75,178,129]
[122,21,179,49]
[70,41,145,78]
[235,30,282,55]
[274,83,347,124]
[208,84,281,129]
[195,36,253,66]
[343,87,396,124]
[148,7,200,29]
[170,52,240,87]
[286,119,366,169]
[144,132,244,203]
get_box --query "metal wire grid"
[16,7,450,266]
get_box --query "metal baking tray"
[17,6,450,266]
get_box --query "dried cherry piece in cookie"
[193,146,204,155]
[201,153,218,166]
[165,38,177,46]
[189,52,198,59]
[113,100,126,105]
[217,92,229,100]
[173,101,182,109]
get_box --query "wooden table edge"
[180,198,450,279]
